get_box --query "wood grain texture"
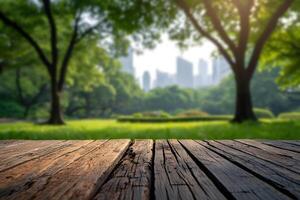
[0,139,299,200]
[262,140,300,154]
[205,140,300,199]
[219,140,300,173]
[237,140,300,161]
[0,140,62,161]
[94,140,153,200]
[154,140,226,200]
[0,141,74,172]
[0,140,96,199]
[0,140,130,200]
[181,140,290,200]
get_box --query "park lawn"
[0,119,300,140]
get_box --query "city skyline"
[118,37,231,91]
[134,35,216,79]
[140,56,230,91]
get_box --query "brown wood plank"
[219,140,300,173]
[262,140,300,154]
[204,140,300,199]
[94,140,153,200]
[180,140,290,200]
[154,140,226,200]
[19,139,130,200]
[0,140,97,199]
[282,141,300,146]
[0,140,62,160]
[0,141,78,173]
[0,140,26,149]
[238,140,300,160]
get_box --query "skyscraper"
[194,59,211,88]
[176,57,194,88]
[142,71,151,92]
[154,70,176,88]
[212,56,231,85]
[119,47,135,76]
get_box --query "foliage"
[198,69,299,115]
[0,101,24,118]
[0,119,300,140]
[0,66,49,118]
[262,3,300,88]
[278,112,300,120]
[0,0,177,124]
[117,116,231,123]
[1,66,299,120]
[253,108,275,119]
[132,111,171,119]
[175,109,208,117]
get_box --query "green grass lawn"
[0,119,300,140]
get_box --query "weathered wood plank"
[154,140,226,200]
[0,140,62,160]
[94,140,153,200]
[282,141,300,146]
[0,140,26,149]
[25,139,130,200]
[219,140,300,173]
[0,140,96,199]
[238,140,300,161]
[262,140,300,154]
[0,141,77,172]
[204,140,300,199]
[180,140,290,200]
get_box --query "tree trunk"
[233,77,257,123]
[47,74,64,125]
[23,105,30,118]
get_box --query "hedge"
[253,108,275,119]
[117,115,232,123]
[278,112,300,120]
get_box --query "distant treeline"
[0,65,299,121]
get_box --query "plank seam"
[235,140,299,156]
[178,140,236,200]
[282,141,300,147]
[89,140,134,200]
[203,140,298,200]
[262,142,300,154]
[216,140,300,175]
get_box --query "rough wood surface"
[180,140,291,200]
[0,140,97,199]
[0,140,130,200]
[237,140,300,161]
[154,140,225,200]
[0,139,299,200]
[263,140,300,154]
[94,140,153,200]
[218,140,300,173]
[204,140,300,199]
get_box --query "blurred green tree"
[172,0,294,122]
[0,0,176,124]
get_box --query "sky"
[133,35,216,82]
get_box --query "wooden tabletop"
[0,140,299,200]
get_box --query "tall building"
[212,57,231,85]
[176,57,194,88]
[142,71,151,92]
[194,59,211,88]
[119,47,135,76]
[154,70,176,88]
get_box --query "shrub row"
[117,115,232,123]
[278,112,300,120]
[253,108,275,119]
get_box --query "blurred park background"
[0,0,300,139]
